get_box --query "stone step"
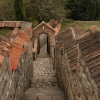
[24,56,66,100]
[37,95,52,100]
[31,77,57,84]
[25,87,63,94]
[31,77,58,88]
[25,88,64,100]
[52,95,65,100]
[24,94,65,100]
[33,58,52,62]
[31,84,58,88]
[24,93,37,100]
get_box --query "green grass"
[74,21,100,30]
[61,18,74,29]
[61,19,100,31]
[0,30,11,36]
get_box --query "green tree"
[65,0,100,20]
[0,0,14,20]
[24,3,39,26]
[31,0,66,22]
[14,0,26,20]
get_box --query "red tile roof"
[0,35,11,65]
[6,28,19,40]
[0,21,20,28]
[24,28,32,37]
[10,37,24,70]
[89,26,100,34]
[10,43,23,70]
[78,28,100,90]
[56,28,78,71]
[0,55,5,65]
[9,27,31,71]
[6,31,13,38]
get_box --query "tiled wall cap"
[89,26,100,34]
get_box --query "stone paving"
[33,58,54,78]
[24,57,65,100]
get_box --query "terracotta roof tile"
[89,26,100,34]
[6,42,11,46]
[0,36,11,65]
[0,22,2,27]
[24,28,32,37]
[16,22,20,27]
[0,21,21,28]
[9,34,25,71]
[78,28,100,90]
[5,22,9,27]
[3,47,8,51]
[9,27,31,71]
[0,25,31,69]
[0,55,5,63]
[14,36,25,46]
[56,28,78,71]
[17,30,30,45]
[2,22,5,27]
[9,22,13,27]
[6,31,13,38]
[10,43,23,71]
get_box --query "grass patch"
[0,29,11,36]
[61,20,100,31]
[61,18,74,30]
[74,21,100,31]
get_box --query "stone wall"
[20,21,32,29]
[55,49,99,100]
[0,42,33,100]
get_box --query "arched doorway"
[32,21,56,60]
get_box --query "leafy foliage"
[0,0,14,20]
[31,0,67,22]
[0,0,100,22]
[14,0,26,20]
[65,0,100,20]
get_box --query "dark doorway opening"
[37,33,50,58]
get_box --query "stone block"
[44,78,50,82]
[38,78,44,83]
[38,94,51,100]
[24,93,37,100]
[50,78,57,83]
[31,78,37,83]
[53,95,64,100]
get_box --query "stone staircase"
[24,57,65,100]
[24,35,65,100]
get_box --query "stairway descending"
[24,37,65,100]
[24,57,65,100]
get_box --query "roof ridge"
[32,21,55,32]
